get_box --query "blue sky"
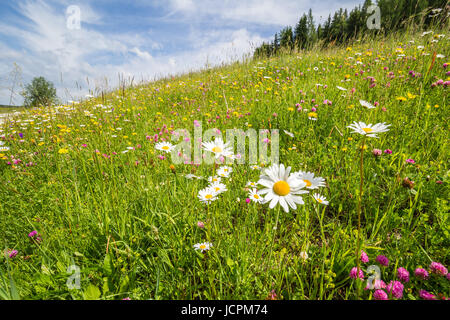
[0,0,363,105]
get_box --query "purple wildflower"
[414,268,429,280]
[376,255,389,266]
[349,267,364,280]
[419,290,436,300]
[373,289,389,300]
[360,250,369,263]
[386,280,404,299]
[430,262,448,276]
[397,267,410,283]
[28,230,38,238]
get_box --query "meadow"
[0,28,448,300]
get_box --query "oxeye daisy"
[208,176,221,184]
[313,193,329,205]
[155,141,175,153]
[202,137,233,158]
[217,166,233,178]
[293,171,326,189]
[347,121,391,138]
[194,242,212,252]
[246,181,258,188]
[0,146,10,152]
[250,165,261,170]
[359,100,376,109]
[198,187,218,204]
[185,174,203,180]
[257,163,308,213]
[248,188,264,203]
[209,181,227,194]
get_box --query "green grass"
[0,107,24,115]
[0,28,448,300]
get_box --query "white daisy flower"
[246,181,258,188]
[347,121,391,138]
[293,171,326,189]
[209,181,227,194]
[248,188,264,203]
[198,187,219,204]
[0,146,9,152]
[208,176,221,184]
[257,164,309,213]
[155,142,175,153]
[436,54,445,59]
[283,130,294,138]
[359,100,376,109]
[202,137,233,159]
[336,86,347,91]
[185,174,203,180]
[217,166,233,178]
[421,31,433,36]
[313,193,329,205]
[250,165,261,170]
[194,242,212,252]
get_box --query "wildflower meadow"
[0,26,449,301]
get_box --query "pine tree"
[294,15,309,50]
[280,27,294,50]
[307,9,317,48]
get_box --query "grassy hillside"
[0,29,448,300]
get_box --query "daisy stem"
[267,206,281,270]
[356,137,365,299]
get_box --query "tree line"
[254,0,449,57]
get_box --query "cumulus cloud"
[0,0,361,105]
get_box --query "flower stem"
[356,137,365,299]
[267,206,281,270]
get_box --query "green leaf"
[83,284,101,300]
[103,255,113,276]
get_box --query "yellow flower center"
[362,128,373,133]
[205,194,213,199]
[162,146,170,150]
[254,194,260,199]
[273,181,290,196]
[214,187,220,192]
[212,147,222,153]
[317,198,323,203]
[199,245,206,249]
[303,179,312,187]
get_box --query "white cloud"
[0,0,361,105]
[165,0,362,25]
